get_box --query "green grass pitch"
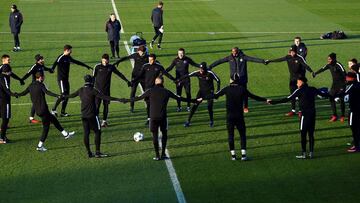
[0,0,360,202]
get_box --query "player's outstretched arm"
[41,84,60,98]
[244,55,266,64]
[209,56,229,70]
[70,56,92,70]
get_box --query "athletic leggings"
[299,112,316,153]
[40,113,64,142]
[95,97,109,121]
[152,26,163,45]
[82,116,101,153]
[109,40,119,57]
[130,80,145,110]
[53,79,70,114]
[150,119,168,157]
[176,80,191,108]
[227,118,246,151]
[329,88,345,117]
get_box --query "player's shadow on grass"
[165,35,272,44]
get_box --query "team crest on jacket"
[300,49,303,52]
[15,15,18,18]
[184,60,188,64]
[295,60,298,63]
[240,58,243,62]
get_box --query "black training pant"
[349,112,360,149]
[109,40,120,57]
[289,80,297,111]
[53,79,70,113]
[0,100,11,140]
[176,79,191,108]
[39,113,64,142]
[30,104,36,118]
[299,111,316,153]
[130,80,145,110]
[13,33,20,47]
[82,116,101,153]
[329,87,345,117]
[152,26,163,45]
[95,97,110,121]
[150,118,168,157]
[227,118,246,151]
[187,91,213,123]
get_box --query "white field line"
[3,31,360,34]
[116,1,187,202]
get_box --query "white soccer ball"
[133,132,144,142]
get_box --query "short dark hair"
[178,48,185,53]
[1,54,10,60]
[102,53,110,60]
[297,76,308,83]
[138,45,146,52]
[350,64,359,73]
[35,54,43,61]
[35,72,43,79]
[64,44,72,51]
[294,36,301,41]
[328,53,336,60]
[149,53,156,59]
[158,1,164,6]
[349,58,358,64]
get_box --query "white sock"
[241,149,246,156]
[38,141,43,148]
[292,109,296,112]
[29,117,34,120]
[230,150,236,156]
[61,130,68,136]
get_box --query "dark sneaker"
[161,155,169,160]
[176,107,182,112]
[95,153,109,158]
[186,106,191,112]
[184,121,190,127]
[209,121,214,128]
[241,156,248,161]
[101,121,108,128]
[309,152,314,159]
[51,110,58,117]
[88,152,94,158]
[231,155,237,161]
[157,44,162,50]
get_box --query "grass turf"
[0,0,360,202]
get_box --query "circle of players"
[1,36,360,161]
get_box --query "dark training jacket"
[209,51,265,85]
[9,10,23,34]
[179,70,220,97]
[17,81,59,116]
[93,63,129,95]
[133,62,175,90]
[166,56,200,79]
[151,7,163,27]
[52,54,91,81]
[105,19,121,41]
[113,53,149,79]
[22,63,52,82]
[314,61,346,89]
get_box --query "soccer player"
[9,4,23,52]
[67,75,124,158]
[15,73,75,151]
[22,54,54,124]
[105,13,122,58]
[348,58,357,72]
[166,48,200,112]
[344,72,360,153]
[269,76,328,159]
[293,37,308,59]
[93,54,131,127]
[113,45,149,113]
[209,47,266,113]
[150,1,164,49]
[0,54,24,144]
[127,76,200,160]
[312,53,346,122]
[212,73,268,160]
[179,62,220,128]
[267,45,314,116]
[132,54,175,125]
[51,44,92,117]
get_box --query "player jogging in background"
[113,45,149,113]
[16,73,75,151]
[51,44,92,117]
[22,54,54,124]
[293,37,308,59]
[93,54,131,127]
[179,62,220,128]
[132,54,176,125]
[269,76,329,159]
[212,73,268,161]
[66,75,124,158]
[127,76,200,160]
[267,45,314,117]
[150,1,164,50]
[209,47,267,113]
[312,53,346,122]
[166,48,200,112]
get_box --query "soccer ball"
[133,132,144,142]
